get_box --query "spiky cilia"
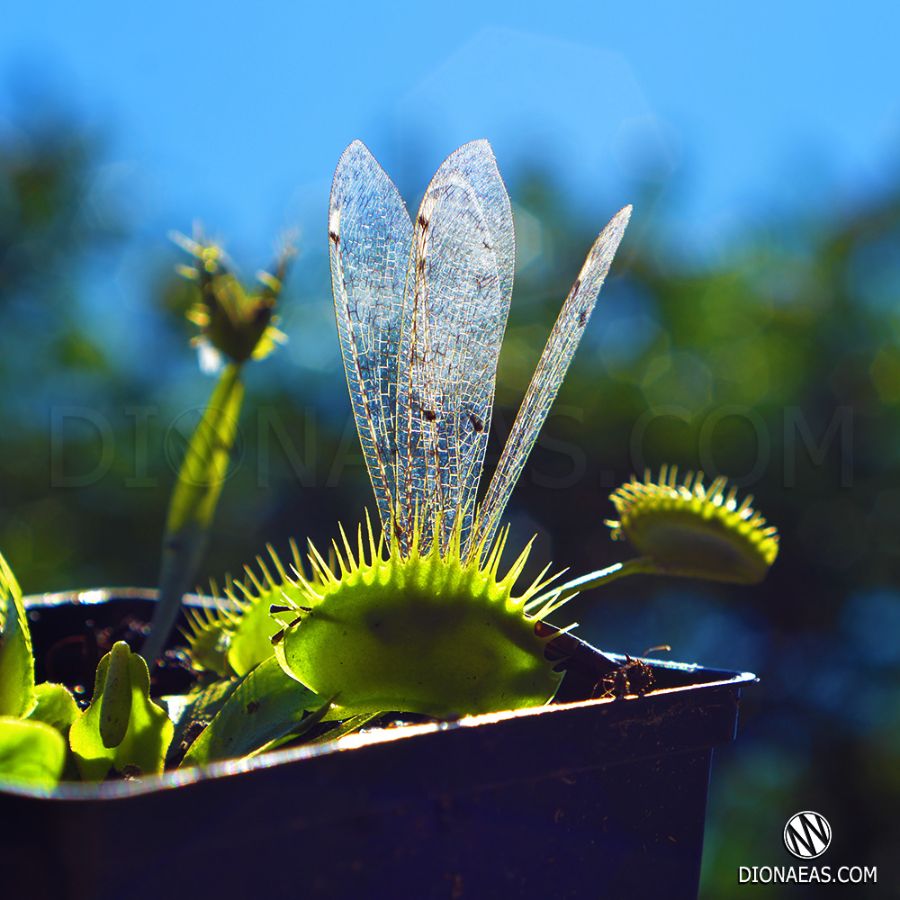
[181,539,313,677]
[606,466,779,585]
[269,511,569,717]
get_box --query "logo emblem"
[783,811,832,859]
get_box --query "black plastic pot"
[2,590,755,900]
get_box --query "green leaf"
[27,683,78,734]
[311,712,382,744]
[181,657,320,767]
[166,363,245,534]
[70,642,174,781]
[244,699,332,758]
[0,551,35,718]
[143,362,245,663]
[290,711,381,752]
[163,676,241,763]
[98,642,134,747]
[0,717,66,788]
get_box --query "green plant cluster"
[0,555,170,786]
[0,170,778,787]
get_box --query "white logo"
[783,811,832,859]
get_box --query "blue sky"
[2,1,898,265]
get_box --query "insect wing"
[395,142,513,553]
[439,140,515,312]
[474,206,632,552]
[329,141,413,535]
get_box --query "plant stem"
[142,363,245,664]
[528,556,657,611]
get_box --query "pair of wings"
[328,139,630,558]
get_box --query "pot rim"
[5,587,757,802]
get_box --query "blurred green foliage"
[0,110,897,895]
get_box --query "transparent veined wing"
[437,141,515,313]
[472,205,632,554]
[329,141,413,535]
[395,141,514,554]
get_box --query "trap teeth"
[607,468,779,585]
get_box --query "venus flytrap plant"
[272,514,566,716]
[0,140,780,788]
[530,466,781,609]
[0,553,66,788]
[27,683,79,737]
[0,719,67,788]
[0,551,34,718]
[606,467,779,583]
[170,140,631,724]
[176,141,779,735]
[69,641,173,780]
[0,551,80,785]
[1,553,173,786]
[262,140,626,717]
[180,542,312,678]
[261,142,779,719]
[180,656,321,767]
